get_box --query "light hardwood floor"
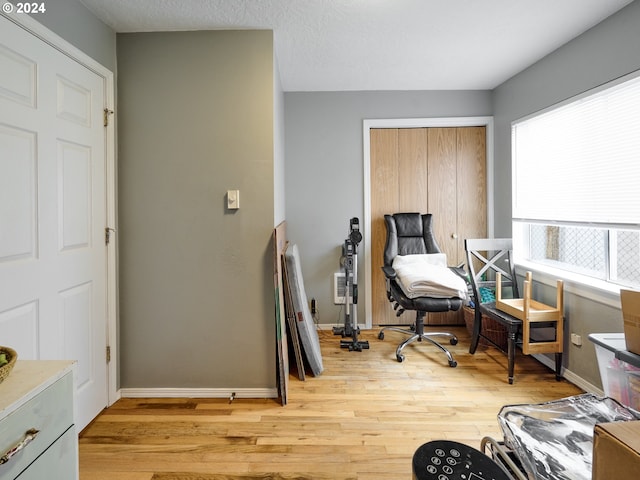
[79,327,583,479]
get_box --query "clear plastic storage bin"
[589,333,640,411]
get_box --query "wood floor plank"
[80,327,583,479]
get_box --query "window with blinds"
[511,70,640,288]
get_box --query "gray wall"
[492,0,640,388]
[116,30,276,388]
[284,91,492,328]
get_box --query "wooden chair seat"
[496,271,564,356]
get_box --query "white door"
[0,15,109,430]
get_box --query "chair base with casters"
[377,213,465,367]
[378,311,458,366]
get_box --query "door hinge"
[106,345,111,363]
[103,108,114,127]
[105,227,116,245]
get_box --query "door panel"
[0,42,36,107]
[0,125,37,261]
[457,126,487,264]
[398,128,428,210]
[426,128,459,326]
[59,141,92,249]
[428,128,458,260]
[370,129,399,327]
[61,282,93,388]
[0,15,108,431]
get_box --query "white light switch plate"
[227,190,240,209]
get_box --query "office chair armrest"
[381,265,397,280]
[450,265,468,281]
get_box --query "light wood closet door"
[370,127,486,326]
[456,127,488,263]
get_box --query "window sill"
[515,259,622,309]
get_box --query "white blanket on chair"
[392,254,468,300]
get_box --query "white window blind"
[512,73,640,227]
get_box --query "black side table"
[413,440,513,480]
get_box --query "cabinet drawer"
[14,426,77,480]
[0,372,73,479]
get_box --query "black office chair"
[465,238,563,384]
[377,213,464,366]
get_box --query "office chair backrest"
[383,213,442,267]
[464,238,519,303]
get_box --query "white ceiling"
[79,0,634,92]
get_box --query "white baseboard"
[533,354,604,396]
[119,387,278,399]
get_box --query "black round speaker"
[412,440,512,480]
